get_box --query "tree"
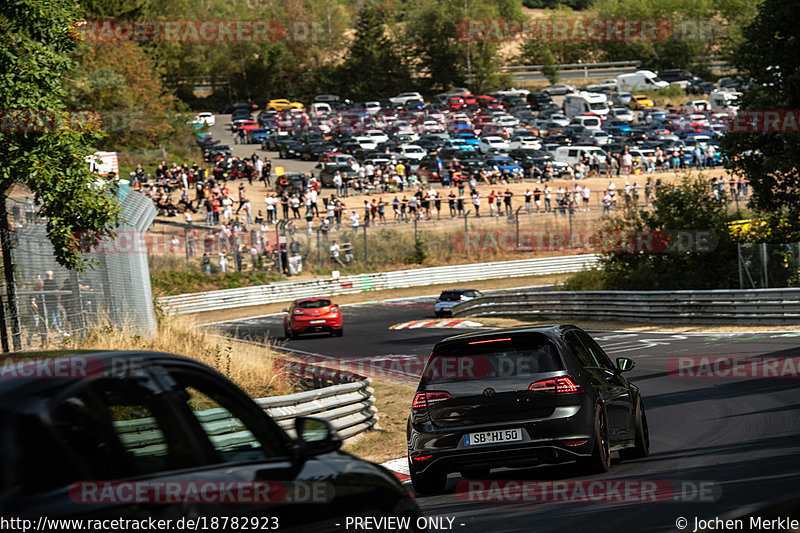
[721,0,800,218]
[404,0,520,93]
[567,176,739,291]
[65,41,179,150]
[335,3,411,100]
[0,0,121,350]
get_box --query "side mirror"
[282,308,289,313]
[294,417,342,456]
[616,357,635,373]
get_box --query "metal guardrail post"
[464,210,472,257]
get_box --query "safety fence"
[450,288,800,325]
[159,254,600,314]
[117,378,377,453]
[8,189,158,352]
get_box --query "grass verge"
[67,314,294,398]
[342,380,415,464]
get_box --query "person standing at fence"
[218,251,228,273]
[42,270,63,335]
[23,279,46,347]
[330,240,343,266]
[472,191,481,217]
[503,189,513,216]
[448,190,457,218]
[544,185,552,213]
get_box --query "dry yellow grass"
[342,380,416,463]
[69,314,294,398]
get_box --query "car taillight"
[293,309,304,315]
[412,391,451,410]
[528,375,583,394]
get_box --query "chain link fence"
[5,188,158,351]
[738,243,800,289]
[147,202,608,280]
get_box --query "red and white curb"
[381,456,410,483]
[391,319,483,330]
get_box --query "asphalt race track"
[213,292,800,533]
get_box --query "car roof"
[0,350,203,398]
[294,297,332,304]
[434,325,576,347]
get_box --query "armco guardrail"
[116,379,377,453]
[450,289,800,325]
[159,254,599,315]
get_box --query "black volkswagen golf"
[407,325,650,494]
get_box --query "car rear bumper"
[291,317,343,334]
[408,405,595,474]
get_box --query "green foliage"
[590,0,758,70]
[65,41,186,150]
[332,4,411,100]
[0,0,120,270]
[403,0,522,93]
[720,0,800,216]
[565,176,740,290]
[559,267,608,290]
[150,268,286,296]
[409,239,428,265]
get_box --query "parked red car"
[283,298,343,339]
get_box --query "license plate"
[309,319,326,324]
[465,429,522,446]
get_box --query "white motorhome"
[616,70,670,92]
[710,90,741,113]
[553,146,607,167]
[563,91,609,118]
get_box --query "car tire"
[579,405,611,474]
[619,398,650,460]
[284,325,296,340]
[459,468,490,479]
[410,468,447,495]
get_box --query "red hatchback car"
[283,298,343,339]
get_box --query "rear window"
[422,334,563,385]
[438,291,465,302]
[298,299,331,309]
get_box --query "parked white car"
[479,136,510,154]
[364,129,389,144]
[389,92,424,106]
[508,135,541,150]
[398,144,427,161]
[193,112,215,126]
[353,136,378,151]
[611,106,635,122]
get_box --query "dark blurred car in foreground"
[407,325,649,494]
[0,350,419,529]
